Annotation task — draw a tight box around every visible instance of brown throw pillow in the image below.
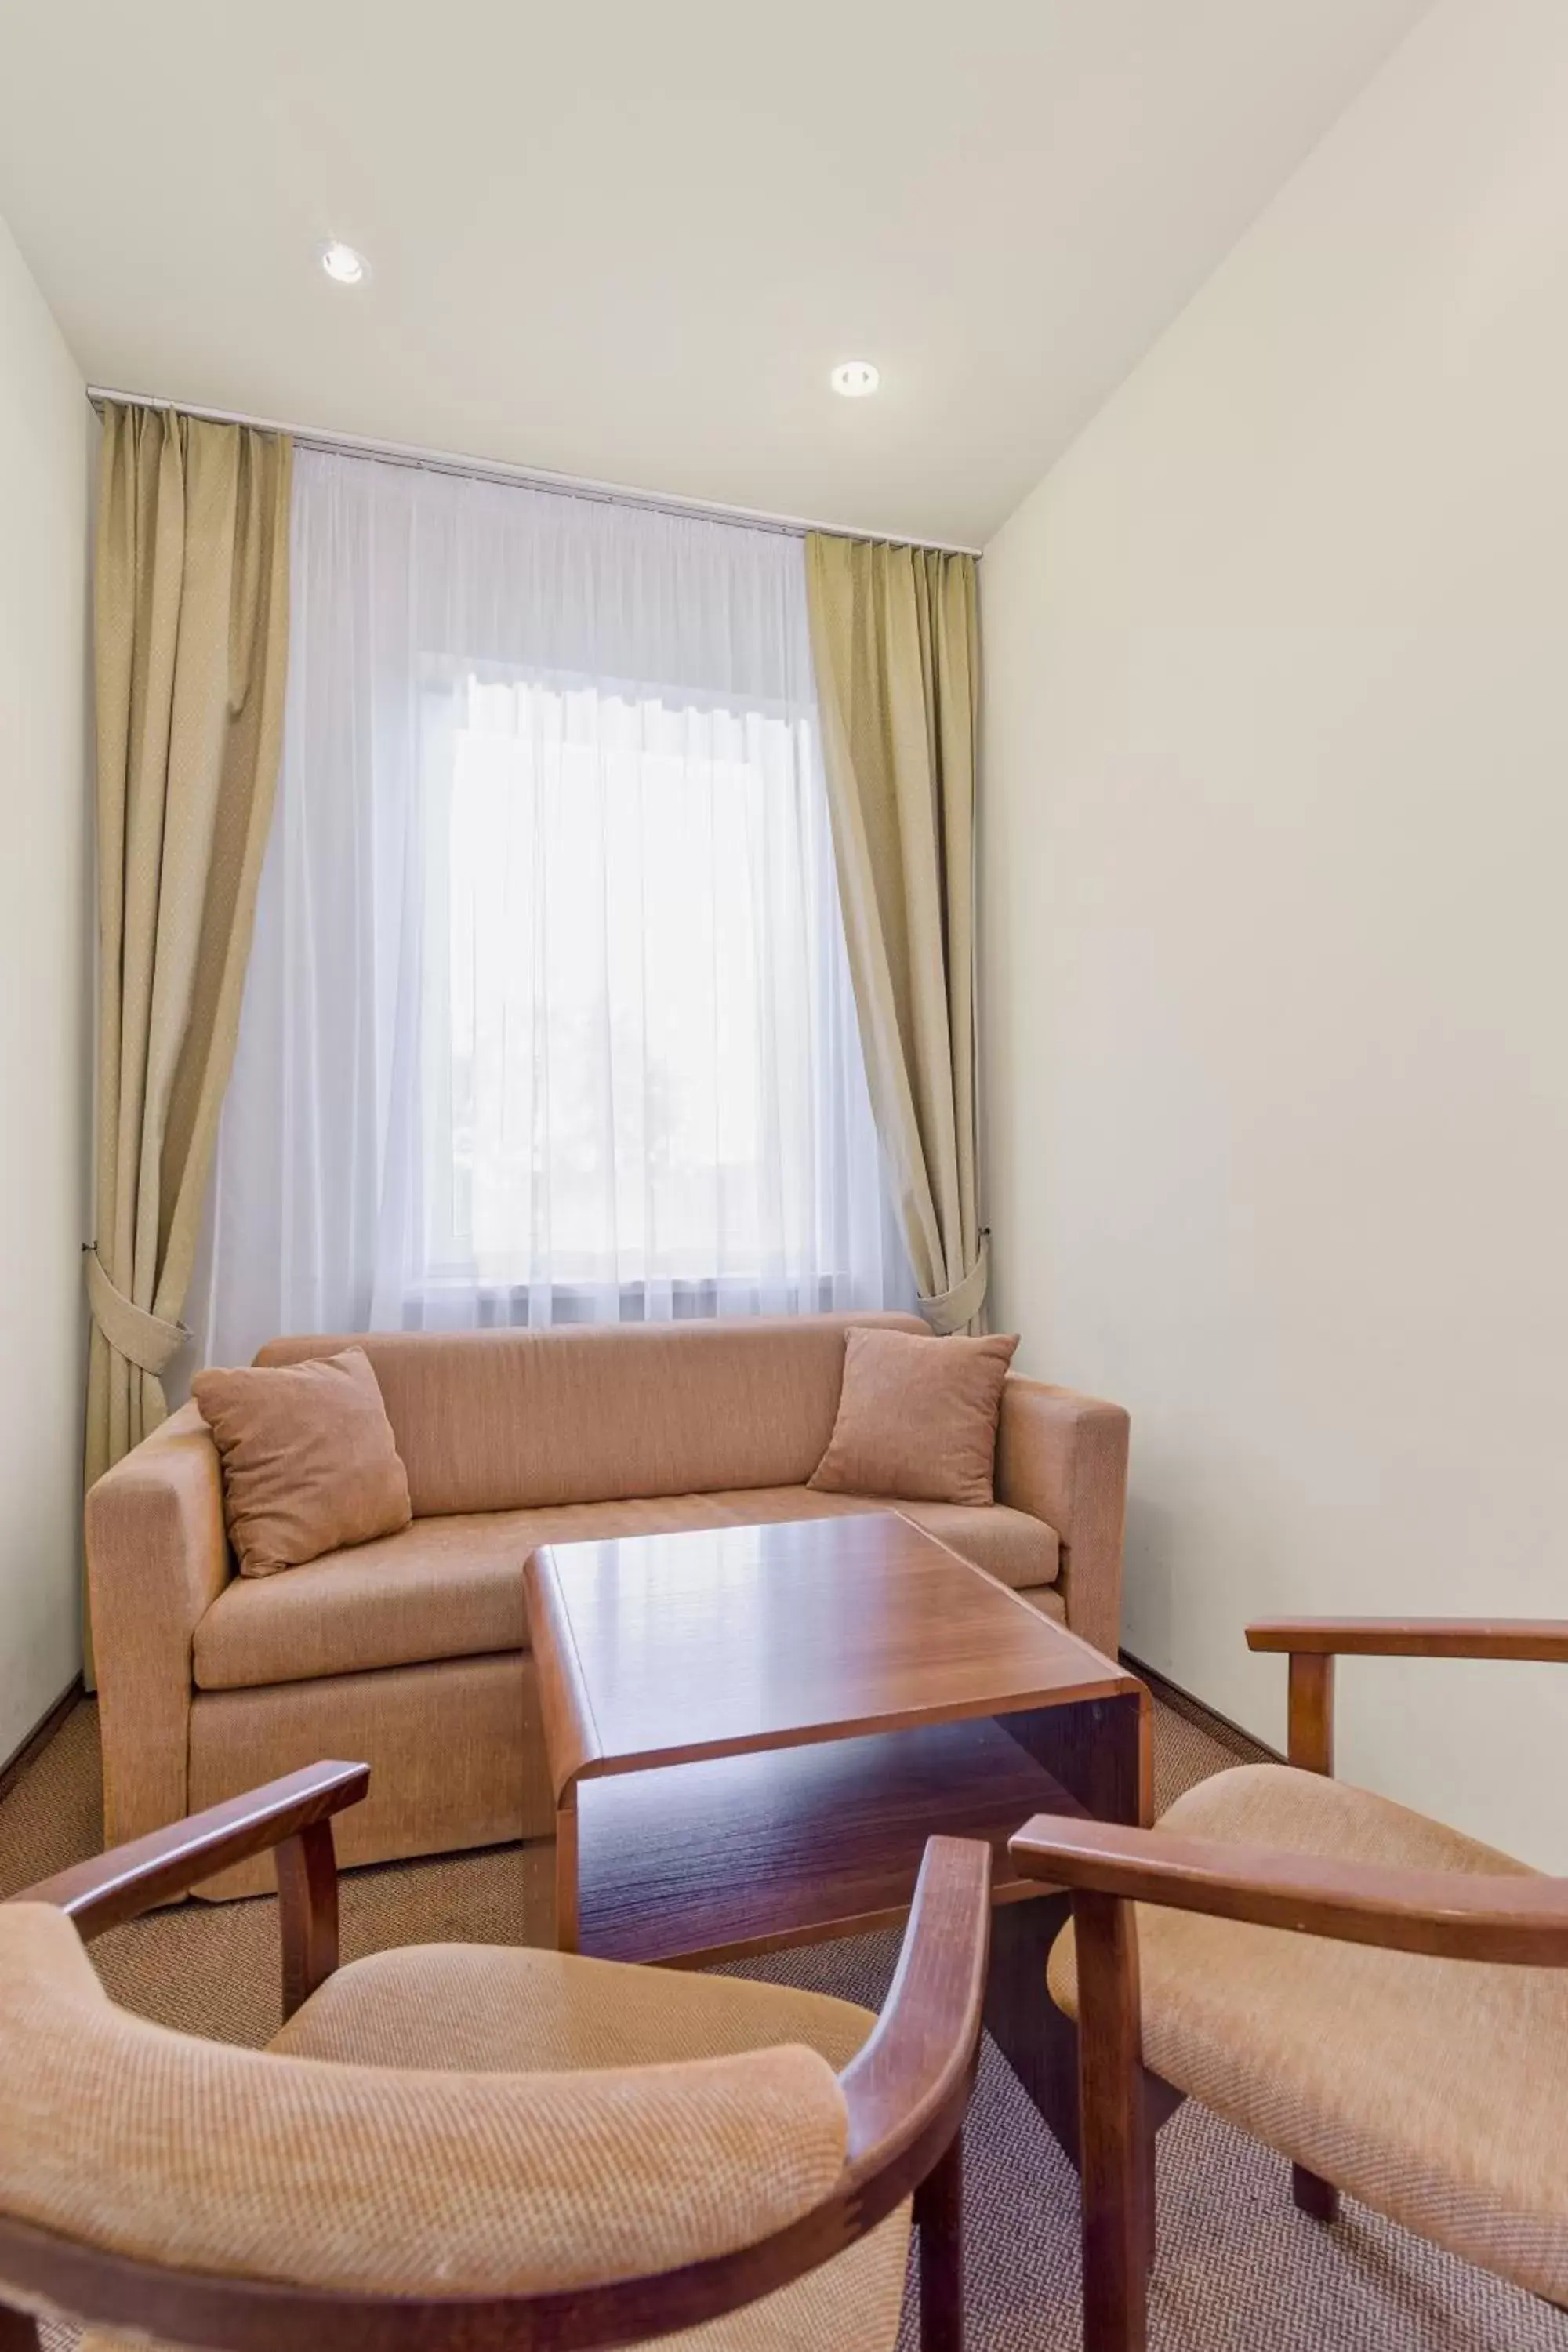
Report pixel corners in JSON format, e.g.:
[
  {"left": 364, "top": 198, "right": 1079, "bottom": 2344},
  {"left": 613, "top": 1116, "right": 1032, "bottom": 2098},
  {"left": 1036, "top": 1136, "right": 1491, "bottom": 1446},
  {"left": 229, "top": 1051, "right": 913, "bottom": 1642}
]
[
  {"left": 808, "top": 1327, "right": 1019, "bottom": 1508},
  {"left": 192, "top": 1346, "right": 412, "bottom": 1577}
]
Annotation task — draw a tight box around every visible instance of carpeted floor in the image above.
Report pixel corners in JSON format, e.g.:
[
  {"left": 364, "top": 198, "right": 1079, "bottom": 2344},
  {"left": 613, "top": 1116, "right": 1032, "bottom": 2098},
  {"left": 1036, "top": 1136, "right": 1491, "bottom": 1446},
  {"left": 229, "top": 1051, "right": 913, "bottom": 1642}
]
[{"left": 4, "top": 1695, "right": 1565, "bottom": 2351}]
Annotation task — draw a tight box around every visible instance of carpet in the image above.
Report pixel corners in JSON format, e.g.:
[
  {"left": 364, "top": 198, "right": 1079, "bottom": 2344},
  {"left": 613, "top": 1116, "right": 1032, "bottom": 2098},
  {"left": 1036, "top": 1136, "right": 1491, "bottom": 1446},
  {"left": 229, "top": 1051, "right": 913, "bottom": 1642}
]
[{"left": 3, "top": 1696, "right": 1564, "bottom": 2351}]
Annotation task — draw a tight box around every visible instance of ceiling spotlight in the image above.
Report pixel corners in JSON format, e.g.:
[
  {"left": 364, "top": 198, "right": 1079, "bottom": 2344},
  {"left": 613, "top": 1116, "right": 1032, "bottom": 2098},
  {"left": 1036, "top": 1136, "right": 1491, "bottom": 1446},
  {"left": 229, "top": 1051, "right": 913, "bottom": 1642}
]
[
  {"left": 319, "top": 240, "right": 368, "bottom": 286},
  {"left": 830, "top": 360, "right": 880, "bottom": 398}
]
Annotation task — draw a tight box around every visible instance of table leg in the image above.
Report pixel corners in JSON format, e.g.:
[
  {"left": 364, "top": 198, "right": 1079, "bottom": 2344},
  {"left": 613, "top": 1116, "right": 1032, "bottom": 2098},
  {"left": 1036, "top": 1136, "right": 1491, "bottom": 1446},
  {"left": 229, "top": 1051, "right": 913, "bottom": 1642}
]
[
  {"left": 554, "top": 1784, "right": 579, "bottom": 1955},
  {"left": 1000, "top": 1689, "right": 1149, "bottom": 1829},
  {"left": 986, "top": 1889, "right": 1076, "bottom": 2151}
]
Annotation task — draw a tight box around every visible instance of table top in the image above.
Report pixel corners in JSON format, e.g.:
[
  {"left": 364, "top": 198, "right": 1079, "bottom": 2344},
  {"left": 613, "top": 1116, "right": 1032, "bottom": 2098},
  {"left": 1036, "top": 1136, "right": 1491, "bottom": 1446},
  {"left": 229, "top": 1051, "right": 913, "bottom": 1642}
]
[{"left": 525, "top": 1509, "right": 1142, "bottom": 1802}]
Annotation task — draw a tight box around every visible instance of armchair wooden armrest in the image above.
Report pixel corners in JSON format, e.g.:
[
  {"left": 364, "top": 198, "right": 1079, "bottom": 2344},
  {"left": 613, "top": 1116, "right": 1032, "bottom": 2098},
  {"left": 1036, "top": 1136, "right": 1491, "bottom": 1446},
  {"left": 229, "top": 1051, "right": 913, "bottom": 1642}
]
[
  {"left": 13, "top": 1760, "right": 369, "bottom": 2020},
  {"left": 840, "top": 1833, "right": 991, "bottom": 2183},
  {"left": 839, "top": 1835, "right": 991, "bottom": 2350},
  {"left": 1007, "top": 1810, "right": 1568, "bottom": 1966},
  {"left": 1247, "top": 1616, "right": 1568, "bottom": 1661},
  {"left": 1245, "top": 1617, "right": 1568, "bottom": 1774}
]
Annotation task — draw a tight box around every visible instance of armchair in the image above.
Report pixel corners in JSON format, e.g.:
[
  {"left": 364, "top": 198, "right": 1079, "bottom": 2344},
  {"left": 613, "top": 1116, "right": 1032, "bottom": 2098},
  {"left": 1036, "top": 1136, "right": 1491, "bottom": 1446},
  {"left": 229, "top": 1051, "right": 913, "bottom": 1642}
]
[
  {"left": 1011, "top": 1616, "right": 1568, "bottom": 2352},
  {"left": 0, "top": 1764, "right": 991, "bottom": 2352}
]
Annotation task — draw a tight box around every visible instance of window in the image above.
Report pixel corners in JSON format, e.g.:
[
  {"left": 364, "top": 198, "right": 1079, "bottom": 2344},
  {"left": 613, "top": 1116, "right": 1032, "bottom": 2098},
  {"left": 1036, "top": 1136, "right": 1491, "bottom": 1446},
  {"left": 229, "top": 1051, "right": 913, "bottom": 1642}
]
[
  {"left": 419, "top": 669, "right": 887, "bottom": 1317},
  {"left": 192, "top": 454, "right": 909, "bottom": 1370}
]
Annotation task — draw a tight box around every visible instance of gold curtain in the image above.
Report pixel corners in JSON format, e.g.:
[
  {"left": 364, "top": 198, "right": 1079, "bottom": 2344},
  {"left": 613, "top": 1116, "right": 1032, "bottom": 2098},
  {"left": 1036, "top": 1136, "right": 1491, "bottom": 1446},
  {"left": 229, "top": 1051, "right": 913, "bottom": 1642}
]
[
  {"left": 85, "top": 405, "right": 292, "bottom": 1519},
  {"left": 804, "top": 534, "right": 985, "bottom": 1332}
]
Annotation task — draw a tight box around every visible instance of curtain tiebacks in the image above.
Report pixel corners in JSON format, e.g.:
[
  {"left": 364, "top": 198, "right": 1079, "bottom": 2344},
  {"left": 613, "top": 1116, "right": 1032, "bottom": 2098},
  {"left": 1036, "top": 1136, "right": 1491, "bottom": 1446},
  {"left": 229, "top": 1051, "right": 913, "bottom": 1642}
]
[
  {"left": 919, "top": 1236, "right": 989, "bottom": 1336},
  {"left": 83, "top": 1247, "right": 190, "bottom": 1377}
]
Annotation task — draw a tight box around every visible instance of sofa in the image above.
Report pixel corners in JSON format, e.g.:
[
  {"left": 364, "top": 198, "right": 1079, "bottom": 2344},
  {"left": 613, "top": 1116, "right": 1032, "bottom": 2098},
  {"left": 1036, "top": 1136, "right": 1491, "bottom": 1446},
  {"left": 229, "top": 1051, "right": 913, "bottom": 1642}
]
[{"left": 86, "top": 1312, "right": 1130, "bottom": 1897}]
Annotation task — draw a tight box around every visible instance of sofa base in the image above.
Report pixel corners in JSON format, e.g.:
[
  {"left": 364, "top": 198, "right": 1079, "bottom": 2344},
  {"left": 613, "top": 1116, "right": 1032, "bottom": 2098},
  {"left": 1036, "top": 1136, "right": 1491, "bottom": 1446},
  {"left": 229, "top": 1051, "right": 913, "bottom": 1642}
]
[
  {"left": 188, "top": 1652, "right": 553, "bottom": 1899},
  {"left": 185, "top": 1581, "right": 1066, "bottom": 1900}
]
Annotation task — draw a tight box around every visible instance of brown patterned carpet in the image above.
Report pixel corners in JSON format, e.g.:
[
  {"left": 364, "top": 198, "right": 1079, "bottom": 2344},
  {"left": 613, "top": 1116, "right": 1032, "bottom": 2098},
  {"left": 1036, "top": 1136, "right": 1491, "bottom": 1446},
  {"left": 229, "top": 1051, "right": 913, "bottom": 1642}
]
[{"left": 4, "top": 1695, "right": 1565, "bottom": 2352}]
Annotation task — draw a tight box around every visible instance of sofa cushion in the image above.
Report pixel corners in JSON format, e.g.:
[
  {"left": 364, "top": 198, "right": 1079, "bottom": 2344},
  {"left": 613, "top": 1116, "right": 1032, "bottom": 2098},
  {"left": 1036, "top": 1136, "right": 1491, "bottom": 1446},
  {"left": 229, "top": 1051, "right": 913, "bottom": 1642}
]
[
  {"left": 194, "top": 1497, "right": 735, "bottom": 1693},
  {"left": 810, "top": 1327, "right": 1019, "bottom": 1506},
  {"left": 192, "top": 1489, "right": 1060, "bottom": 1692},
  {"left": 192, "top": 1347, "right": 412, "bottom": 1577},
  {"left": 255, "top": 1314, "right": 928, "bottom": 1519},
  {"left": 704, "top": 1488, "right": 1058, "bottom": 1595}
]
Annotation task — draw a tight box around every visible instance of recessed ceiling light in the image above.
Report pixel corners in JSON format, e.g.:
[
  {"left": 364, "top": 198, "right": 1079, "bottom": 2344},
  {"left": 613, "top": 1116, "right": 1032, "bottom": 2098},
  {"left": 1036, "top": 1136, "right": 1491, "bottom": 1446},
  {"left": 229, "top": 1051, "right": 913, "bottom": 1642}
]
[
  {"left": 319, "top": 240, "right": 368, "bottom": 286},
  {"left": 830, "top": 360, "right": 880, "bottom": 398}
]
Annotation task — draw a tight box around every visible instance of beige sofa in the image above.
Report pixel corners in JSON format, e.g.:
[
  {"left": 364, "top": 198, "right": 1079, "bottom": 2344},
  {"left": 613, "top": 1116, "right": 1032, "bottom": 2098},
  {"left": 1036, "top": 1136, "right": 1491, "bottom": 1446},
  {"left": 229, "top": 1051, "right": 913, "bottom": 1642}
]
[{"left": 86, "top": 1313, "right": 1130, "bottom": 1898}]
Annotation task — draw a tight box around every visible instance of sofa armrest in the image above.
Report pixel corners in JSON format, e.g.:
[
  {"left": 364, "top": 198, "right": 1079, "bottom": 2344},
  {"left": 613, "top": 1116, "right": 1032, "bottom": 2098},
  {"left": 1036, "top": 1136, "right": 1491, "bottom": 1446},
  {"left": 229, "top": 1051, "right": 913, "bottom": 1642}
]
[
  {"left": 995, "top": 1378, "right": 1130, "bottom": 1661},
  {"left": 85, "top": 1401, "right": 232, "bottom": 1846}
]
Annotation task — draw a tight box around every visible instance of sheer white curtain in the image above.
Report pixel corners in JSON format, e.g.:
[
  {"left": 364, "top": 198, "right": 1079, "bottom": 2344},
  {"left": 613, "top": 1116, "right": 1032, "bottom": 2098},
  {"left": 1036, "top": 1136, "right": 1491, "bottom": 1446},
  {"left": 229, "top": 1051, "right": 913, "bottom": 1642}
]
[{"left": 187, "top": 450, "right": 912, "bottom": 1368}]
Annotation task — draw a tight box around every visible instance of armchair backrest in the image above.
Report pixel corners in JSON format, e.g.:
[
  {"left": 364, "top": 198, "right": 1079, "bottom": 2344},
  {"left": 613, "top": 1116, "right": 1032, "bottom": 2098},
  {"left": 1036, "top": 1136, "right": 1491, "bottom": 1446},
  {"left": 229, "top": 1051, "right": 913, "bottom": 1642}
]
[
  {"left": 2, "top": 1770, "right": 989, "bottom": 2352},
  {"left": 0, "top": 1903, "right": 848, "bottom": 2303}
]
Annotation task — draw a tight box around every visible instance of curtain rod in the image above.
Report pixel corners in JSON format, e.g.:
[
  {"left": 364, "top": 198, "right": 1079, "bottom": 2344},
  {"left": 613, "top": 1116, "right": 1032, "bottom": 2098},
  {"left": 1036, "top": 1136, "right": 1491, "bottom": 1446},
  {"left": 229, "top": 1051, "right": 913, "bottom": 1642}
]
[{"left": 86, "top": 386, "right": 982, "bottom": 559}]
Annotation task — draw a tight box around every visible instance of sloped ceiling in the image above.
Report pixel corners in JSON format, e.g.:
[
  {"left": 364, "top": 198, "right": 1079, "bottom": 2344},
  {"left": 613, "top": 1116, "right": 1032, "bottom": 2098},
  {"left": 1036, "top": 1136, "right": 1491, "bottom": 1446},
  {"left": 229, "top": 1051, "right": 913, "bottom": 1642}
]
[{"left": 0, "top": 0, "right": 1430, "bottom": 543}]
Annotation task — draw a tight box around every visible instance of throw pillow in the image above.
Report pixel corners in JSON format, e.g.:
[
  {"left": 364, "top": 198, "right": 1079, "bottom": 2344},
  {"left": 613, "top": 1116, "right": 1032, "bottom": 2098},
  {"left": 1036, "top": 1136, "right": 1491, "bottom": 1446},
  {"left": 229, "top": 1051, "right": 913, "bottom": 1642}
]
[
  {"left": 192, "top": 1346, "right": 412, "bottom": 1577},
  {"left": 808, "top": 1327, "right": 1019, "bottom": 1507}
]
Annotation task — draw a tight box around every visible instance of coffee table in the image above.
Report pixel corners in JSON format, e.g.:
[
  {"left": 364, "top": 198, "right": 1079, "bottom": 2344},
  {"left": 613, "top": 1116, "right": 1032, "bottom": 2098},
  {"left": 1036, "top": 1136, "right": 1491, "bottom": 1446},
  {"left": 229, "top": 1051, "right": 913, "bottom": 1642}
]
[{"left": 525, "top": 1509, "right": 1149, "bottom": 2140}]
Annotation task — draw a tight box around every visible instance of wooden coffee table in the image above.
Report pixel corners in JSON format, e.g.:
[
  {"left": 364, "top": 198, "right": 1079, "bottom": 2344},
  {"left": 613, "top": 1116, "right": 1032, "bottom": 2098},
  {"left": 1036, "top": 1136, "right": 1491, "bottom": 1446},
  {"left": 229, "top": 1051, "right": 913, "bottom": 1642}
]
[{"left": 525, "top": 1510, "right": 1149, "bottom": 2135}]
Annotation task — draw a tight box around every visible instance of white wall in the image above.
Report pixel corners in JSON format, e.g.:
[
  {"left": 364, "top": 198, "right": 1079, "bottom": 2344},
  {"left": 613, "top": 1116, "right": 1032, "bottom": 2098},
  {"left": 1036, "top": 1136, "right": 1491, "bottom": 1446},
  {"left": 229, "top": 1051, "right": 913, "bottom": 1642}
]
[
  {"left": 0, "top": 212, "right": 91, "bottom": 1761},
  {"left": 981, "top": 0, "right": 1568, "bottom": 1867}
]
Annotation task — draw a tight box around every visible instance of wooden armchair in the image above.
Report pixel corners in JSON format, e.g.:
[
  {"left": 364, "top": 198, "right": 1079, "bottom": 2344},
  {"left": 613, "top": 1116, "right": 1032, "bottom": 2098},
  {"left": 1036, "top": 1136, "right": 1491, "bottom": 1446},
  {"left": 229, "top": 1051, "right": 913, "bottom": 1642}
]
[
  {"left": 0, "top": 1762, "right": 991, "bottom": 2352},
  {"left": 1010, "top": 1617, "right": 1568, "bottom": 2352}
]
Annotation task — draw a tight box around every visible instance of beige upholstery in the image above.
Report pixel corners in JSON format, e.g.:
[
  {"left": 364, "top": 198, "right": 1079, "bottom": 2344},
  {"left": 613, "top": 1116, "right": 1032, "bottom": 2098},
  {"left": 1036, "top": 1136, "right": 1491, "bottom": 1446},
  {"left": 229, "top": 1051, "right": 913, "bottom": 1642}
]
[
  {"left": 764, "top": 1486, "right": 1055, "bottom": 1591},
  {"left": 256, "top": 1315, "right": 930, "bottom": 1515},
  {"left": 1049, "top": 1763, "right": 1568, "bottom": 2306},
  {"left": 192, "top": 1345, "right": 412, "bottom": 1576},
  {"left": 34, "top": 1919, "right": 907, "bottom": 2343},
  {"left": 194, "top": 1486, "right": 1061, "bottom": 1692},
  {"left": 188, "top": 1653, "right": 548, "bottom": 1899},
  {"left": 0, "top": 1905, "right": 849, "bottom": 2295},
  {"left": 1014, "top": 1584, "right": 1067, "bottom": 1625},
  {"left": 996, "top": 1375, "right": 1127, "bottom": 1661},
  {"left": 88, "top": 1314, "right": 1124, "bottom": 1892},
  {"left": 85, "top": 1405, "right": 230, "bottom": 1857},
  {"left": 268, "top": 1936, "right": 878, "bottom": 2071},
  {"left": 264, "top": 1940, "right": 909, "bottom": 2352},
  {"left": 194, "top": 1496, "right": 739, "bottom": 1690},
  {"left": 810, "top": 1327, "right": 1018, "bottom": 1504}
]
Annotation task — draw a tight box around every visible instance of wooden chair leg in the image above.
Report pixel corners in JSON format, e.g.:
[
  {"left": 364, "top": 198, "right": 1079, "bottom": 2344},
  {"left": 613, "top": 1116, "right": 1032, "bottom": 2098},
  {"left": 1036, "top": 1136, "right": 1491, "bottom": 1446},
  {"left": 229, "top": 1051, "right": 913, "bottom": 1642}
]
[
  {"left": 1139, "top": 2099, "right": 1158, "bottom": 2282},
  {"left": 275, "top": 1817, "right": 341, "bottom": 2021},
  {"left": 1075, "top": 1891, "right": 1149, "bottom": 2352},
  {"left": 915, "top": 2128, "right": 964, "bottom": 2352},
  {"left": 1292, "top": 2162, "right": 1340, "bottom": 2223}
]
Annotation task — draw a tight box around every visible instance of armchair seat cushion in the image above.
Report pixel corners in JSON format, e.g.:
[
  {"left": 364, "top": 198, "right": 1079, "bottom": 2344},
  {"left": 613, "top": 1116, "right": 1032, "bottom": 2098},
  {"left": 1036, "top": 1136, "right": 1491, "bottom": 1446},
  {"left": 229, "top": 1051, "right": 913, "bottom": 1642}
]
[
  {"left": 81, "top": 1940, "right": 908, "bottom": 2352},
  {"left": 192, "top": 1487, "right": 1059, "bottom": 1691},
  {"left": 1048, "top": 1763, "right": 1568, "bottom": 2305},
  {"left": 269, "top": 1937, "right": 878, "bottom": 2072}
]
